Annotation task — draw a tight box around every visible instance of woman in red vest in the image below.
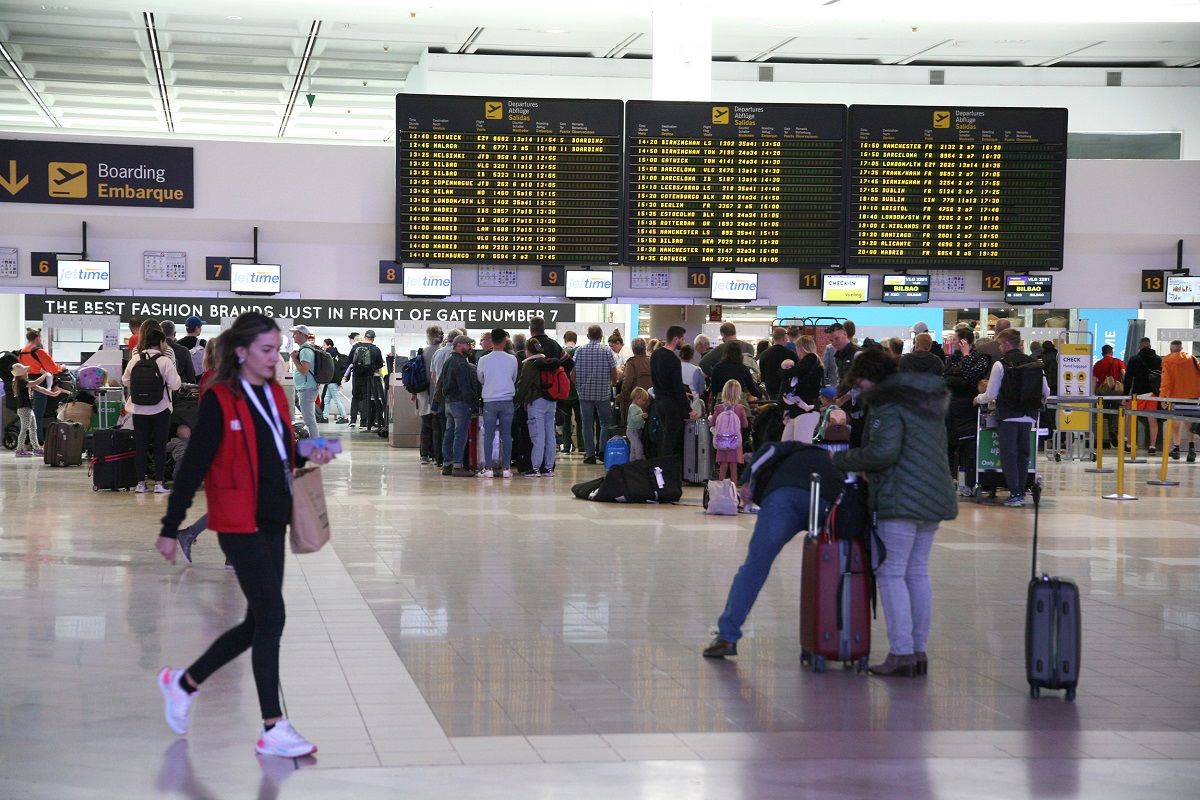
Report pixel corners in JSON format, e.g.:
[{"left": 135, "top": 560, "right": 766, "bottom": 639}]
[{"left": 154, "top": 312, "right": 336, "bottom": 758}]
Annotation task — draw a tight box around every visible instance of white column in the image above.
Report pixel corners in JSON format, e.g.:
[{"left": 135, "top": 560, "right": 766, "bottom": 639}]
[{"left": 651, "top": 0, "right": 713, "bottom": 101}]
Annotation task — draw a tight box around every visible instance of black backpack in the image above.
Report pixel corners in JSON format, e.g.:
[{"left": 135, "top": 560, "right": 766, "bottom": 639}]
[
  {"left": 129, "top": 353, "right": 166, "bottom": 405},
  {"left": 302, "top": 344, "right": 336, "bottom": 384},
  {"left": 999, "top": 352, "right": 1045, "bottom": 416},
  {"left": 352, "top": 343, "right": 375, "bottom": 373}
]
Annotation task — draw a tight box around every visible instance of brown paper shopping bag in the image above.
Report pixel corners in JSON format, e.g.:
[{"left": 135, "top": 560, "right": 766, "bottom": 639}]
[{"left": 289, "top": 466, "right": 330, "bottom": 554}]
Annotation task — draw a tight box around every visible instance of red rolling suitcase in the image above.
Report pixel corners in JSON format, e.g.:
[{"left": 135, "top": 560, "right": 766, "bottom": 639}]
[{"left": 799, "top": 473, "right": 872, "bottom": 673}]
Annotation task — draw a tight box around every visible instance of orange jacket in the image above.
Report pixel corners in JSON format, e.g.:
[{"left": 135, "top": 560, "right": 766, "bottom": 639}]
[
  {"left": 18, "top": 343, "right": 63, "bottom": 377},
  {"left": 1160, "top": 351, "right": 1200, "bottom": 400}
]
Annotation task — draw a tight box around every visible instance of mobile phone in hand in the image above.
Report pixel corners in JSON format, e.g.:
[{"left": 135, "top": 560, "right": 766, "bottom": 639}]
[{"left": 297, "top": 437, "right": 342, "bottom": 458}]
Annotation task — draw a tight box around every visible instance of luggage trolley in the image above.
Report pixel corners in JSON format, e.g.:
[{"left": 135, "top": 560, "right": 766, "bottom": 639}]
[{"left": 972, "top": 408, "right": 1038, "bottom": 502}]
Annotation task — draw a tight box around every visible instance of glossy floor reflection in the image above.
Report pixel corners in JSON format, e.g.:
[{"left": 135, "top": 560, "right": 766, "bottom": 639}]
[{"left": 1, "top": 432, "right": 1197, "bottom": 798}]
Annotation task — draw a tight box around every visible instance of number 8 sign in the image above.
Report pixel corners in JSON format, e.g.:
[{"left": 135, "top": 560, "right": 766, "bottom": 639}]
[{"left": 379, "top": 260, "right": 402, "bottom": 284}]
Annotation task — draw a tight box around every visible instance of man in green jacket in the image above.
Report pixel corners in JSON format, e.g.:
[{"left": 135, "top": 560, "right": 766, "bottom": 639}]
[{"left": 832, "top": 348, "right": 958, "bottom": 678}]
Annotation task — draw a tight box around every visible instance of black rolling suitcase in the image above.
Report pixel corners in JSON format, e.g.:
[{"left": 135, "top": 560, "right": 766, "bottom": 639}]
[
  {"left": 1025, "top": 480, "right": 1081, "bottom": 700},
  {"left": 90, "top": 428, "right": 138, "bottom": 491}
]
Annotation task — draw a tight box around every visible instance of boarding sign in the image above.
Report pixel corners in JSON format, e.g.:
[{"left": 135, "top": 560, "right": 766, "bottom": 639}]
[{"left": 0, "top": 138, "right": 194, "bottom": 208}]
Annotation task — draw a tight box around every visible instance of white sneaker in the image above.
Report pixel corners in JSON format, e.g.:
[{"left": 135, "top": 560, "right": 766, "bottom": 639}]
[
  {"left": 157, "top": 667, "right": 196, "bottom": 735},
  {"left": 255, "top": 719, "right": 317, "bottom": 757},
  {"left": 154, "top": 483, "right": 170, "bottom": 494},
  {"left": 478, "top": 469, "right": 493, "bottom": 478},
  {"left": 135, "top": 482, "right": 148, "bottom": 494},
  {"left": 502, "top": 469, "right": 513, "bottom": 479}
]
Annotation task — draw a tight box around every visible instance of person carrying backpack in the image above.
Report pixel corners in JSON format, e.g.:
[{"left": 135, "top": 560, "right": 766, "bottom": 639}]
[
  {"left": 346, "top": 331, "right": 384, "bottom": 431},
  {"left": 974, "top": 328, "right": 1049, "bottom": 507},
  {"left": 122, "top": 328, "right": 182, "bottom": 493},
  {"left": 438, "top": 335, "right": 478, "bottom": 476},
  {"left": 288, "top": 326, "right": 321, "bottom": 437},
  {"left": 319, "top": 339, "right": 349, "bottom": 424},
  {"left": 712, "top": 380, "right": 750, "bottom": 484},
  {"left": 515, "top": 339, "right": 563, "bottom": 477}
]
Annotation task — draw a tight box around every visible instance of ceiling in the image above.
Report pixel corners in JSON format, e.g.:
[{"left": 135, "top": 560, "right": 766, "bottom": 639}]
[{"left": 0, "top": 0, "right": 1197, "bottom": 144}]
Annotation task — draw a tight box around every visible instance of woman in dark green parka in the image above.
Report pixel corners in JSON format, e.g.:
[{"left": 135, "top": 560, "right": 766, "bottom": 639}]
[{"left": 832, "top": 347, "right": 958, "bottom": 677}]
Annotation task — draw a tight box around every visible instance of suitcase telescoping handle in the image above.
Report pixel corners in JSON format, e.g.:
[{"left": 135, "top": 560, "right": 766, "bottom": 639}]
[
  {"left": 806, "top": 472, "right": 821, "bottom": 540},
  {"left": 1030, "top": 476, "right": 1043, "bottom": 581}
]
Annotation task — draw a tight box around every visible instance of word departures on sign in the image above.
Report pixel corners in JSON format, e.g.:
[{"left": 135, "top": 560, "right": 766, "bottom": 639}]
[
  {"left": 396, "top": 94, "right": 622, "bottom": 265},
  {"left": 0, "top": 139, "right": 193, "bottom": 208},
  {"left": 848, "top": 106, "right": 1066, "bottom": 271},
  {"left": 24, "top": 295, "right": 577, "bottom": 326},
  {"left": 625, "top": 101, "right": 844, "bottom": 269}
]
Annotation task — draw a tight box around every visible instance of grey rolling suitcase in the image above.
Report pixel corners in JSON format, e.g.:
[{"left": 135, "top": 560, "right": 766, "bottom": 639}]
[
  {"left": 1025, "top": 480, "right": 1081, "bottom": 700},
  {"left": 683, "top": 417, "right": 713, "bottom": 485},
  {"left": 44, "top": 420, "right": 85, "bottom": 467}
]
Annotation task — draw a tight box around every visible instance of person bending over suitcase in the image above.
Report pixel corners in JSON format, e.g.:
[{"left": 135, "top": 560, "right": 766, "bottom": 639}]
[
  {"left": 830, "top": 348, "right": 958, "bottom": 677},
  {"left": 154, "top": 312, "right": 337, "bottom": 758},
  {"left": 704, "top": 444, "right": 841, "bottom": 658}
]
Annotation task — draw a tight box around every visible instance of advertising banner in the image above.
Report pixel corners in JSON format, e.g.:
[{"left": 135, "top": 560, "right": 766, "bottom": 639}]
[{"left": 24, "top": 295, "right": 576, "bottom": 326}]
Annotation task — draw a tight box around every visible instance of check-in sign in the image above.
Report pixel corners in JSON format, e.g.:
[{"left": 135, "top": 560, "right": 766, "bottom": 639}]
[{"left": 0, "top": 139, "right": 193, "bottom": 208}]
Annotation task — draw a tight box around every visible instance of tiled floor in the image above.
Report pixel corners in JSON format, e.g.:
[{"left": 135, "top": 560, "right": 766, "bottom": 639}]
[{"left": 0, "top": 433, "right": 1197, "bottom": 798}]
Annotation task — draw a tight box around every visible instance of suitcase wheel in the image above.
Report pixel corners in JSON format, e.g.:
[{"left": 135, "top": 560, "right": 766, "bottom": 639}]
[
  {"left": 813, "top": 655, "right": 826, "bottom": 674},
  {"left": 1065, "top": 688, "right": 1076, "bottom": 702},
  {"left": 857, "top": 657, "right": 869, "bottom": 674},
  {"left": 1030, "top": 684, "right": 1041, "bottom": 699},
  {"left": 800, "top": 650, "right": 811, "bottom": 665}
]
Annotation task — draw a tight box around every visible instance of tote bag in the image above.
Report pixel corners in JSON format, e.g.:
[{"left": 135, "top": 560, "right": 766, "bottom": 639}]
[{"left": 289, "top": 466, "right": 330, "bottom": 554}]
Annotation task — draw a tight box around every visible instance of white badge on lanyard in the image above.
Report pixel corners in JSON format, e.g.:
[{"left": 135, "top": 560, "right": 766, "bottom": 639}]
[{"left": 240, "top": 379, "right": 289, "bottom": 467}]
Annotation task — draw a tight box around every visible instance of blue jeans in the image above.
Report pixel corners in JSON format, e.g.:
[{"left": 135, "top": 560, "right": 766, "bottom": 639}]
[
  {"left": 322, "top": 384, "right": 347, "bottom": 417},
  {"left": 874, "top": 518, "right": 938, "bottom": 656},
  {"left": 31, "top": 390, "right": 48, "bottom": 443},
  {"left": 717, "top": 486, "right": 819, "bottom": 643},
  {"left": 441, "top": 401, "right": 472, "bottom": 468},
  {"left": 297, "top": 386, "right": 319, "bottom": 435},
  {"left": 998, "top": 420, "right": 1032, "bottom": 497},
  {"left": 527, "top": 397, "right": 557, "bottom": 471},
  {"left": 482, "top": 400, "right": 515, "bottom": 471},
  {"left": 579, "top": 398, "right": 614, "bottom": 459}
]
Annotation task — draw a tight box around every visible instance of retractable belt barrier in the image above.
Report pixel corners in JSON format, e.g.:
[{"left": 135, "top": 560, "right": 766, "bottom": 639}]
[{"left": 1045, "top": 396, "right": 1200, "bottom": 500}]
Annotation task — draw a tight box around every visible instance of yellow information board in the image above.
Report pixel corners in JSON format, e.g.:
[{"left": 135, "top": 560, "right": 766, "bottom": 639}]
[{"left": 1057, "top": 342, "right": 1093, "bottom": 431}]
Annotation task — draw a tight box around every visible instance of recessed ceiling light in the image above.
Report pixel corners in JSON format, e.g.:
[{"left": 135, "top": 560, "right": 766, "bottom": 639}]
[{"left": 225, "top": 15, "right": 241, "bottom": 20}]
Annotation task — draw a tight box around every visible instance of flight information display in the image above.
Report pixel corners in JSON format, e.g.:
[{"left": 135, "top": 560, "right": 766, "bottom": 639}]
[
  {"left": 396, "top": 94, "right": 622, "bottom": 264},
  {"left": 625, "top": 101, "right": 845, "bottom": 268},
  {"left": 848, "top": 105, "right": 1067, "bottom": 270}
]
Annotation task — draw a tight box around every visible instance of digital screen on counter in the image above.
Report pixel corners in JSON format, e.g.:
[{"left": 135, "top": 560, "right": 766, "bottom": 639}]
[
  {"left": 625, "top": 101, "right": 845, "bottom": 268},
  {"left": 881, "top": 273, "right": 930, "bottom": 304},
  {"left": 1165, "top": 275, "right": 1200, "bottom": 306},
  {"left": 1004, "top": 273, "right": 1053, "bottom": 305},
  {"left": 403, "top": 267, "right": 453, "bottom": 297},
  {"left": 822, "top": 273, "right": 870, "bottom": 304},
  {"left": 396, "top": 94, "right": 622, "bottom": 264},
  {"left": 230, "top": 263, "right": 281, "bottom": 295},
  {"left": 847, "top": 105, "right": 1067, "bottom": 271},
  {"left": 57, "top": 260, "right": 110, "bottom": 292}
]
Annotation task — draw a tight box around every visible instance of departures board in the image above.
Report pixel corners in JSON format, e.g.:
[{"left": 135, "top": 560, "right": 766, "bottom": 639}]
[
  {"left": 624, "top": 101, "right": 845, "bottom": 268},
  {"left": 396, "top": 94, "right": 622, "bottom": 264},
  {"left": 847, "top": 105, "right": 1067, "bottom": 270}
]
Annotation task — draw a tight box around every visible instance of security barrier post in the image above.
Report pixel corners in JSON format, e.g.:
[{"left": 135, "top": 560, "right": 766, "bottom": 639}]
[
  {"left": 1103, "top": 406, "right": 1137, "bottom": 501},
  {"left": 1126, "top": 398, "right": 1146, "bottom": 464},
  {"left": 1085, "top": 400, "right": 1114, "bottom": 474},
  {"left": 1148, "top": 409, "right": 1180, "bottom": 487}
]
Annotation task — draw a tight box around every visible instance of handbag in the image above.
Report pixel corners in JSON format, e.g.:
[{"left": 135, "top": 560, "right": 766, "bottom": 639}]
[{"left": 289, "top": 466, "right": 330, "bottom": 554}]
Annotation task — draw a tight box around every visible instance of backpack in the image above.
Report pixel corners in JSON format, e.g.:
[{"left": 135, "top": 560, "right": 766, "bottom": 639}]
[
  {"left": 302, "top": 344, "right": 336, "bottom": 384},
  {"left": 400, "top": 353, "right": 430, "bottom": 394},
  {"left": 1148, "top": 368, "right": 1162, "bottom": 395},
  {"left": 999, "top": 353, "right": 1045, "bottom": 416},
  {"left": 189, "top": 340, "right": 205, "bottom": 376},
  {"left": 540, "top": 363, "right": 571, "bottom": 401},
  {"left": 352, "top": 343, "right": 375, "bottom": 372},
  {"left": 712, "top": 404, "right": 741, "bottom": 451},
  {"left": 335, "top": 352, "right": 350, "bottom": 380},
  {"left": 129, "top": 353, "right": 166, "bottom": 406}
]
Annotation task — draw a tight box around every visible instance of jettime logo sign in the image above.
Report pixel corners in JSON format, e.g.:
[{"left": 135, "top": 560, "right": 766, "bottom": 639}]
[
  {"left": 0, "top": 139, "right": 193, "bottom": 208},
  {"left": 230, "top": 264, "right": 281, "bottom": 294},
  {"left": 565, "top": 270, "right": 614, "bottom": 300},
  {"left": 58, "top": 260, "right": 110, "bottom": 291},
  {"left": 404, "top": 267, "right": 453, "bottom": 297},
  {"left": 711, "top": 271, "right": 758, "bottom": 302}
]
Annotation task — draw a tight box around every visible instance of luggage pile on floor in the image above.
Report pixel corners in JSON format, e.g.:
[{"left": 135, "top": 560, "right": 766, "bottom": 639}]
[{"left": 571, "top": 456, "right": 683, "bottom": 504}]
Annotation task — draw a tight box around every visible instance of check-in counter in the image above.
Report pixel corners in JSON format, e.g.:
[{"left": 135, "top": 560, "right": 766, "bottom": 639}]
[{"left": 389, "top": 374, "right": 420, "bottom": 448}]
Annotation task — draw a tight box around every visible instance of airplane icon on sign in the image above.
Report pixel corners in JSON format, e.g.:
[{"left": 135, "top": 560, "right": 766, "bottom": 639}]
[{"left": 54, "top": 166, "right": 85, "bottom": 185}]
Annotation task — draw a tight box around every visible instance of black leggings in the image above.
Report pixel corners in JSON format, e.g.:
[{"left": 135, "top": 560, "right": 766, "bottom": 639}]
[
  {"left": 133, "top": 410, "right": 171, "bottom": 482},
  {"left": 187, "top": 523, "right": 287, "bottom": 719}
]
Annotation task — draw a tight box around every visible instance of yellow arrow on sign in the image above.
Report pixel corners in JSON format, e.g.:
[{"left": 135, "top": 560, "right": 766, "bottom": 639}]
[{"left": 0, "top": 160, "right": 30, "bottom": 195}]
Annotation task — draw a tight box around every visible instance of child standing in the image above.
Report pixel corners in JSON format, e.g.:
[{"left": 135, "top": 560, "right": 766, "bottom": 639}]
[
  {"left": 712, "top": 380, "right": 749, "bottom": 482},
  {"left": 627, "top": 387, "right": 650, "bottom": 461},
  {"left": 11, "top": 364, "right": 39, "bottom": 457}
]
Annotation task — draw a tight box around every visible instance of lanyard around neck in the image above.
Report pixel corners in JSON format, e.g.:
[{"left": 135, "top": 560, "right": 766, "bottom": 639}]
[{"left": 240, "top": 379, "right": 288, "bottom": 464}]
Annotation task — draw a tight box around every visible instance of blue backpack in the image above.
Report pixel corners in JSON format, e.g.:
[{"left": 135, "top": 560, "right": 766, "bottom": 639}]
[{"left": 400, "top": 353, "right": 430, "bottom": 394}]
